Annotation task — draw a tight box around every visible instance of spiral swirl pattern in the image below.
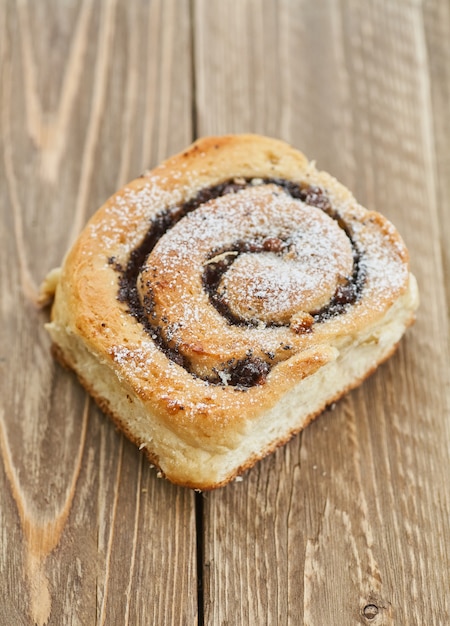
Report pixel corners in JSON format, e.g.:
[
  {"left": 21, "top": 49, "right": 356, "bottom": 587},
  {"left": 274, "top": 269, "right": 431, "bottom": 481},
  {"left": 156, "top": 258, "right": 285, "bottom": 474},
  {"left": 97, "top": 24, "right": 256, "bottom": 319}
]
[
  {"left": 46, "top": 135, "right": 416, "bottom": 488},
  {"left": 62, "top": 133, "right": 411, "bottom": 406},
  {"left": 112, "top": 178, "right": 367, "bottom": 387}
]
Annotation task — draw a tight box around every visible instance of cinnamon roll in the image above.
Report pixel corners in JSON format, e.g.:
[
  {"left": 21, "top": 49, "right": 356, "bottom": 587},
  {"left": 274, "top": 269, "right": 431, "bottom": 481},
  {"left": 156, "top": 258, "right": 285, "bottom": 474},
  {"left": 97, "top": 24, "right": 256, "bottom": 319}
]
[{"left": 43, "top": 135, "right": 419, "bottom": 489}]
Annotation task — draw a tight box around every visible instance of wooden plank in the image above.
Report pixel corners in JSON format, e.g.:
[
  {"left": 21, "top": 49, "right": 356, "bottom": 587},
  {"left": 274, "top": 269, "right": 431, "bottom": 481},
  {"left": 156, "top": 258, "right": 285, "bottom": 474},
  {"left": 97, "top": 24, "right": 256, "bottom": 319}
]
[
  {"left": 194, "top": 1, "right": 450, "bottom": 624},
  {"left": 423, "top": 0, "right": 450, "bottom": 319},
  {"left": 193, "top": 0, "right": 286, "bottom": 138},
  {"left": 0, "top": 1, "right": 197, "bottom": 624},
  {"left": 2, "top": 0, "right": 449, "bottom": 623}
]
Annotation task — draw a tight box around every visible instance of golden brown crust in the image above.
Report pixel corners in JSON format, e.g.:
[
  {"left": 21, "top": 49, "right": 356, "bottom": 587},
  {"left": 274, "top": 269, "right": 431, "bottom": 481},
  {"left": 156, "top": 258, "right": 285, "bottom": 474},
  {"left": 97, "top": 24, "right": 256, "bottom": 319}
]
[
  {"left": 44, "top": 134, "right": 419, "bottom": 489},
  {"left": 50, "top": 332, "right": 407, "bottom": 490}
]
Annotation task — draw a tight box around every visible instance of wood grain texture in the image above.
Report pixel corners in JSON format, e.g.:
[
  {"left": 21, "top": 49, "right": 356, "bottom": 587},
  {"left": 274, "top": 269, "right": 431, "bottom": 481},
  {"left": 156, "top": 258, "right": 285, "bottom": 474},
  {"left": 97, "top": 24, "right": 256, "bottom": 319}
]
[
  {"left": 194, "top": 1, "right": 450, "bottom": 624},
  {"left": 0, "top": 1, "right": 197, "bottom": 624},
  {"left": 1, "top": 0, "right": 449, "bottom": 624},
  {"left": 423, "top": 0, "right": 450, "bottom": 322}
]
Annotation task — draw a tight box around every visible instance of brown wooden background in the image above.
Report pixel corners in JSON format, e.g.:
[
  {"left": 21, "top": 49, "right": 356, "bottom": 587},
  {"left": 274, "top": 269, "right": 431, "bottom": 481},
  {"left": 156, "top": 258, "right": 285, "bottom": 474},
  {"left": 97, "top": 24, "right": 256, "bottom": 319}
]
[{"left": 1, "top": 1, "right": 449, "bottom": 624}]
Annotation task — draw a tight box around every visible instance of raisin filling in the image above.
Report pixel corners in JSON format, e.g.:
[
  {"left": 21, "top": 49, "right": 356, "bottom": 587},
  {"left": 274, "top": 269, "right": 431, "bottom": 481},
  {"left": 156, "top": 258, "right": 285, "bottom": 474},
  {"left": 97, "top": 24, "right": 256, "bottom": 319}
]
[{"left": 110, "top": 179, "right": 365, "bottom": 388}]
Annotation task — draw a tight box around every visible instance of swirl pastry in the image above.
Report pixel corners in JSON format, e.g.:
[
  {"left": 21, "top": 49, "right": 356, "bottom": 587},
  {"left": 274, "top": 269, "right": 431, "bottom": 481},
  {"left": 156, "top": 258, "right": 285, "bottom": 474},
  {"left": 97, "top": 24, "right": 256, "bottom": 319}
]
[{"left": 43, "top": 135, "right": 419, "bottom": 489}]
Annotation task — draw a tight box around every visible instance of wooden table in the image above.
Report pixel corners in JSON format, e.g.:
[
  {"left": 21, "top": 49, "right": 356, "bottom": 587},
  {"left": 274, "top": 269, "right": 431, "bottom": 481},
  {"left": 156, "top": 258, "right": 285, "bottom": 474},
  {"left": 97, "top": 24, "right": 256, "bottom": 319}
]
[{"left": 1, "top": 1, "right": 449, "bottom": 624}]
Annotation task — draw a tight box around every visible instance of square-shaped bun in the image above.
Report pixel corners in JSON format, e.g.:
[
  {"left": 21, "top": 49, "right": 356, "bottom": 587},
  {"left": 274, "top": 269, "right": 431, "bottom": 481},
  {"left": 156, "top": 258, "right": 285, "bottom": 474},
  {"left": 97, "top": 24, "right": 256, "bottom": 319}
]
[{"left": 43, "top": 135, "right": 419, "bottom": 489}]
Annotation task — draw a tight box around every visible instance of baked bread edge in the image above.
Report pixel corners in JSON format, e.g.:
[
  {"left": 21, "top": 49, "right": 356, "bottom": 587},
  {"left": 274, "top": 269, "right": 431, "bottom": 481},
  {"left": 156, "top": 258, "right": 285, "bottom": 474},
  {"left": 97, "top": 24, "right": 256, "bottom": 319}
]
[{"left": 46, "top": 274, "right": 418, "bottom": 490}]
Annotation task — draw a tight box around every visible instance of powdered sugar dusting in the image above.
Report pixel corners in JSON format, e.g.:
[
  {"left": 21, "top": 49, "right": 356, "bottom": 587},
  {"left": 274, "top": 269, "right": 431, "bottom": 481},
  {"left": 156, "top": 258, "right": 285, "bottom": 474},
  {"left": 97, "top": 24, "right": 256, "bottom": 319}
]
[
  {"left": 351, "top": 217, "right": 409, "bottom": 310},
  {"left": 86, "top": 174, "right": 200, "bottom": 262},
  {"left": 109, "top": 342, "right": 157, "bottom": 378},
  {"left": 93, "top": 177, "right": 409, "bottom": 386}
]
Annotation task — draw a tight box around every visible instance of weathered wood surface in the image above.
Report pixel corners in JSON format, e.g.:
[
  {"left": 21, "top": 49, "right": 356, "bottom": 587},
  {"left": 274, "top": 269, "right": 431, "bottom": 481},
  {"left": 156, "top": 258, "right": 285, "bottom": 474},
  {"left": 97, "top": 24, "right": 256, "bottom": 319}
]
[{"left": 1, "top": 1, "right": 449, "bottom": 624}]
